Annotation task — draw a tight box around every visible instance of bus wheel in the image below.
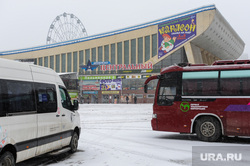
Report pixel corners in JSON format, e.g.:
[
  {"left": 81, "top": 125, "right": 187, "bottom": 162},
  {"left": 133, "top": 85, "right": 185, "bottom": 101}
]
[
  {"left": 69, "top": 132, "right": 79, "bottom": 153},
  {"left": 195, "top": 117, "right": 221, "bottom": 142},
  {"left": 0, "top": 151, "right": 15, "bottom": 166}
]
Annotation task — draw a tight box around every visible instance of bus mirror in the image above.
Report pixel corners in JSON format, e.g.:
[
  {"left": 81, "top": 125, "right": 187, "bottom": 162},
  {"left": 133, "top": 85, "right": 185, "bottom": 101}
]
[
  {"left": 73, "top": 99, "right": 79, "bottom": 111},
  {"left": 144, "top": 84, "right": 148, "bottom": 93}
]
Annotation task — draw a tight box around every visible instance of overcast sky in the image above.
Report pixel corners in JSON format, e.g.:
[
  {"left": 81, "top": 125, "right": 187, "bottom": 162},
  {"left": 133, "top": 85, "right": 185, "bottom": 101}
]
[{"left": 0, "top": 0, "right": 249, "bottom": 58}]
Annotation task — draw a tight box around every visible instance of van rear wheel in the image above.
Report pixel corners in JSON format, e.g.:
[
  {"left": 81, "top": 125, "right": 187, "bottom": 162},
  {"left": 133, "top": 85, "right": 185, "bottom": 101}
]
[
  {"left": 195, "top": 117, "right": 221, "bottom": 142},
  {"left": 69, "top": 132, "right": 79, "bottom": 153},
  {"left": 0, "top": 151, "right": 15, "bottom": 166}
]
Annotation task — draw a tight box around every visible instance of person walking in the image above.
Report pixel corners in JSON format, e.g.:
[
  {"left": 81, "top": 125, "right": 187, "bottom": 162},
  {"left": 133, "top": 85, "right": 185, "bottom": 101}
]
[
  {"left": 126, "top": 95, "right": 129, "bottom": 104},
  {"left": 87, "top": 96, "right": 90, "bottom": 104},
  {"left": 134, "top": 96, "right": 137, "bottom": 104}
]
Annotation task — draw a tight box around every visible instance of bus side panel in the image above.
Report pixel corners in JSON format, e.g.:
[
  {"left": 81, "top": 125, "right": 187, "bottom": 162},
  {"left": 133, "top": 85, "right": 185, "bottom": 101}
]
[{"left": 224, "top": 98, "right": 250, "bottom": 136}]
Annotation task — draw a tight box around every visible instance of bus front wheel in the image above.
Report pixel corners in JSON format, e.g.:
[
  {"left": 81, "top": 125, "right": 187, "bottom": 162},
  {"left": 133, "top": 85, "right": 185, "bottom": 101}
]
[{"left": 195, "top": 117, "right": 221, "bottom": 142}]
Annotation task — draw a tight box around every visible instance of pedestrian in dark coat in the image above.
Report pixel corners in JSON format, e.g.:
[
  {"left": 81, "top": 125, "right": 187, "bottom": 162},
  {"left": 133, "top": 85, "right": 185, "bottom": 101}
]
[
  {"left": 134, "top": 96, "right": 137, "bottom": 104},
  {"left": 126, "top": 96, "right": 129, "bottom": 104}
]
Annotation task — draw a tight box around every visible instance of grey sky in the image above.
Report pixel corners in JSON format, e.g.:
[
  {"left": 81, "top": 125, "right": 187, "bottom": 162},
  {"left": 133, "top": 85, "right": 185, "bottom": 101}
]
[{"left": 0, "top": 0, "right": 249, "bottom": 57}]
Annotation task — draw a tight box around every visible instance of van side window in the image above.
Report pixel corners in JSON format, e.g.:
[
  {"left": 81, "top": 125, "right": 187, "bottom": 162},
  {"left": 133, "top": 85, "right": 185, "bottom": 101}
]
[
  {"left": 59, "top": 87, "right": 72, "bottom": 110},
  {"left": 4, "top": 80, "right": 36, "bottom": 114},
  {"left": 35, "top": 83, "right": 57, "bottom": 113}
]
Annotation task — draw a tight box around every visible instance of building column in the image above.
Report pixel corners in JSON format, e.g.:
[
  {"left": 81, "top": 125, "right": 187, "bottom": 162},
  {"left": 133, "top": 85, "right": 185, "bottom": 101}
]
[{"left": 184, "top": 42, "right": 203, "bottom": 64}]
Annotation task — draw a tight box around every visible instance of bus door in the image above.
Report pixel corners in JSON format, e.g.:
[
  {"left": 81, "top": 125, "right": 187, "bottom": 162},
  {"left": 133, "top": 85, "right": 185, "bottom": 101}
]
[{"left": 155, "top": 72, "right": 182, "bottom": 132}]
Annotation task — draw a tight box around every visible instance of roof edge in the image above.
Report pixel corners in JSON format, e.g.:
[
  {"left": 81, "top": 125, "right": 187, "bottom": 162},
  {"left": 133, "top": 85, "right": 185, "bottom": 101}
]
[{"left": 0, "top": 4, "right": 216, "bottom": 56}]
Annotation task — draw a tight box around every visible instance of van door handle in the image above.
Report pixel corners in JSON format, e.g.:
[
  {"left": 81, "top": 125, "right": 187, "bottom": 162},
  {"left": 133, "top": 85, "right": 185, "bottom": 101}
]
[
  {"left": 62, "top": 114, "right": 65, "bottom": 117},
  {"left": 56, "top": 115, "right": 60, "bottom": 117}
]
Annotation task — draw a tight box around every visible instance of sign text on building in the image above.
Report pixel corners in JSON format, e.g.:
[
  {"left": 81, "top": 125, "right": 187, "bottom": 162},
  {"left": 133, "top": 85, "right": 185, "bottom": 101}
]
[{"left": 100, "top": 62, "right": 153, "bottom": 71}]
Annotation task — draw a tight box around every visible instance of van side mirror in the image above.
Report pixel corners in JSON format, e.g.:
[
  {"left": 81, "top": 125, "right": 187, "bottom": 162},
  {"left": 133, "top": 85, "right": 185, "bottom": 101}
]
[
  {"left": 73, "top": 99, "right": 79, "bottom": 110},
  {"left": 144, "top": 84, "right": 148, "bottom": 93}
]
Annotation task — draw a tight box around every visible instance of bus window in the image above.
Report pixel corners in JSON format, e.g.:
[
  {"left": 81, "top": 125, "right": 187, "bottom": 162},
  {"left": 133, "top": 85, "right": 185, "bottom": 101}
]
[
  {"left": 157, "top": 72, "right": 180, "bottom": 105},
  {"left": 221, "top": 70, "right": 250, "bottom": 96},
  {"left": 182, "top": 71, "right": 219, "bottom": 96}
]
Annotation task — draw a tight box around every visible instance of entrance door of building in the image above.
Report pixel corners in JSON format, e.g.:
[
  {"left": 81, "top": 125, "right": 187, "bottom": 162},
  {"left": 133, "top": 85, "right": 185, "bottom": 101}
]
[
  {"left": 112, "top": 95, "right": 119, "bottom": 104},
  {"left": 102, "top": 95, "right": 109, "bottom": 103}
]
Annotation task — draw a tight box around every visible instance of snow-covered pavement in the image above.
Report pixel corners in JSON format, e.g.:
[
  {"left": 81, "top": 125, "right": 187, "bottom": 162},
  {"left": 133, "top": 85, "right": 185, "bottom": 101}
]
[
  {"left": 50, "top": 104, "right": 250, "bottom": 166},
  {"left": 18, "top": 104, "right": 250, "bottom": 166}
]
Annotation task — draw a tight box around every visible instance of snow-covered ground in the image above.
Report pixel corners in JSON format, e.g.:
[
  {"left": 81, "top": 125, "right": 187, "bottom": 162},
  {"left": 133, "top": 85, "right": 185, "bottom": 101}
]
[{"left": 18, "top": 104, "right": 250, "bottom": 166}]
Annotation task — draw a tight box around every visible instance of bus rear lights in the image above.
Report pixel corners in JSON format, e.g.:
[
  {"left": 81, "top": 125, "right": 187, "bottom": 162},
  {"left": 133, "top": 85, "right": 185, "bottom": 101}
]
[
  {"left": 237, "top": 128, "right": 240, "bottom": 131},
  {"left": 152, "top": 114, "right": 157, "bottom": 119},
  {"left": 184, "top": 125, "right": 187, "bottom": 127}
]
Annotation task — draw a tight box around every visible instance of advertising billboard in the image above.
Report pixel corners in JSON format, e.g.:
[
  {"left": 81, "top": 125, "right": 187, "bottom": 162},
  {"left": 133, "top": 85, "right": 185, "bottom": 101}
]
[{"left": 158, "top": 14, "right": 197, "bottom": 59}]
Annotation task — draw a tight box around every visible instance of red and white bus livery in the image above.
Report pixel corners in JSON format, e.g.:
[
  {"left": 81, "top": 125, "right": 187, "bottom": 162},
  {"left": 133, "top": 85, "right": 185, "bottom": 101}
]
[{"left": 144, "top": 60, "right": 250, "bottom": 142}]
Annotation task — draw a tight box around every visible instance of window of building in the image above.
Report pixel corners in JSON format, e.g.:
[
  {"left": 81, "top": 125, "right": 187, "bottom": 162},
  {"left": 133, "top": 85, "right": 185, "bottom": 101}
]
[
  {"left": 85, "top": 49, "right": 90, "bottom": 63},
  {"left": 44, "top": 56, "right": 48, "bottom": 67},
  {"left": 79, "top": 50, "right": 84, "bottom": 74},
  {"left": 92, "top": 48, "right": 96, "bottom": 62},
  {"left": 35, "top": 83, "right": 57, "bottom": 113},
  {"left": 122, "top": 78, "right": 146, "bottom": 90},
  {"left": 61, "top": 53, "right": 66, "bottom": 72},
  {"left": 91, "top": 48, "right": 96, "bottom": 74},
  {"left": 124, "top": 40, "right": 129, "bottom": 64},
  {"left": 67, "top": 52, "right": 72, "bottom": 72},
  {"left": 73, "top": 52, "right": 77, "bottom": 72},
  {"left": 135, "top": 94, "right": 143, "bottom": 98},
  {"left": 152, "top": 34, "right": 157, "bottom": 57},
  {"left": 131, "top": 39, "right": 136, "bottom": 64},
  {"left": 117, "top": 42, "right": 122, "bottom": 64},
  {"left": 147, "top": 94, "right": 155, "bottom": 98},
  {"left": 111, "top": 44, "right": 116, "bottom": 64},
  {"left": 98, "top": 46, "right": 103, "bottom": 62},
  {"left": 50, "top": 55, "right": 54, "bottom": 70},
  {"left": 154, "top": 47, "right": 187, "bottom": 69},
  {"left": 145, "top": 36, "right": 150, "bottom": 61},
  {"left": 104, "top": 45, "right": 109, "bottom": 62},
  {"left": 39, "top": 57, "right": 43, "bottom": 66},
  {"left": 138, "top": 37, "right": 143, "bottom": 63},
  {"left": 56, "top": 54, "right": 60, "bottom": 72}
]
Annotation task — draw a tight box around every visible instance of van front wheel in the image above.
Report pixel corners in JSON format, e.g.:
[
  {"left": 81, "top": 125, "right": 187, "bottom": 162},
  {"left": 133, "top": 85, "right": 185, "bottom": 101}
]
[
  {"left": 0, "top": 151, "right": 15, "bottom": 166},
  {"left": 69, "top": 132, "right": 79, "bottom": 153}
]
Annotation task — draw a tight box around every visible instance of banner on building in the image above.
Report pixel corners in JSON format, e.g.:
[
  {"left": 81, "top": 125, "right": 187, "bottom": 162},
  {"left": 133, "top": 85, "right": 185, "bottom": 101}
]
[
  {"left": 81, "top": 80, "right": 99, "bottom": 90},
  {"left": 83, "top": 91, "right": 98, "bottom": 94},
  {"left": 158, "top": 14, "right": 196, "bottom": 59},
  {"left": 79, "top": 75, "right": 117, "bottom": 80},
  {"left": 100, "top": 79, "right": 122, "bottom": 91},
  {"left": 126, "top": 75, "right": 141, "bottom": 79},
  {"left": 100, "top": 62, "right": 153, "bottom": 71}
]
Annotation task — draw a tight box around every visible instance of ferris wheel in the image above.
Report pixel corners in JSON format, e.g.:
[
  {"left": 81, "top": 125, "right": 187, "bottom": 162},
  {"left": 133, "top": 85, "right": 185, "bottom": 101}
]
[{"left": 46, "top": 12, "right": 88, "bottom": 44}]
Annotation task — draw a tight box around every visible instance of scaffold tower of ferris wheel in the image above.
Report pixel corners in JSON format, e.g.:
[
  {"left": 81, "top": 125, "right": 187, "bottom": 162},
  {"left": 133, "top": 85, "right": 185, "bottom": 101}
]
[{"left": 46, "top": 12, "right": 88, "bottom": 44}]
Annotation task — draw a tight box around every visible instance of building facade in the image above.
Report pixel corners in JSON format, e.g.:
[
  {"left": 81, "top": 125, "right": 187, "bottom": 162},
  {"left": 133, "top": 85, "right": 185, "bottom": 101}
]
[{"left": 0, "top": 5, "right": 245, "bottom": 103}]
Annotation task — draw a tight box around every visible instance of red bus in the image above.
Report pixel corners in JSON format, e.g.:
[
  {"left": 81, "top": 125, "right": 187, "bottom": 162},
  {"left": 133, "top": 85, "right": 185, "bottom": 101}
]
[{"left": 144, "top": 60, "right": 250, "bottom": 142}]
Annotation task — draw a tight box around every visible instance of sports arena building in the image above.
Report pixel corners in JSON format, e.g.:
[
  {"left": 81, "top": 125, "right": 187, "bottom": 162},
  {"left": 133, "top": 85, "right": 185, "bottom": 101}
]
[{"left": 0, "top": 5, "right": 245, "bottom": 103}]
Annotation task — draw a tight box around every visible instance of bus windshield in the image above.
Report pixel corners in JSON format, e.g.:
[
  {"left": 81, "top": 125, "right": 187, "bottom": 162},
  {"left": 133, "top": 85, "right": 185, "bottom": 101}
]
[{"left": 157, "top": 72, "right": 180, "bottom": 105}]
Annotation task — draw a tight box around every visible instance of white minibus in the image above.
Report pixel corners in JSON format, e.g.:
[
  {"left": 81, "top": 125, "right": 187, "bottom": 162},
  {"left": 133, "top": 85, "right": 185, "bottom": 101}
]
[{"left": 0, "top": 58, "right": 81, "bottom": 165}]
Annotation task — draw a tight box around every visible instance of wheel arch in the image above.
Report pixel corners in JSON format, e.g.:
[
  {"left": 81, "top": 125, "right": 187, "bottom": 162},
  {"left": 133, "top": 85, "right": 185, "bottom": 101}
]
[
  {"left": 190, "top": 113, "right": 224, "bottom": 135},
  {"left": 73, "top": 127, "right": 80, "bottom": 139},
  {"left": 0, "top": 144, "right": 17, "bottom": 162}
]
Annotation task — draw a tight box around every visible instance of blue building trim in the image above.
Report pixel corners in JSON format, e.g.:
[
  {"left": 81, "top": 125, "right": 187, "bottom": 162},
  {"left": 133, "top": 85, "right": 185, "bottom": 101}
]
[{"left": 0, "top": 5, "right": 215, "bottom": 56}]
